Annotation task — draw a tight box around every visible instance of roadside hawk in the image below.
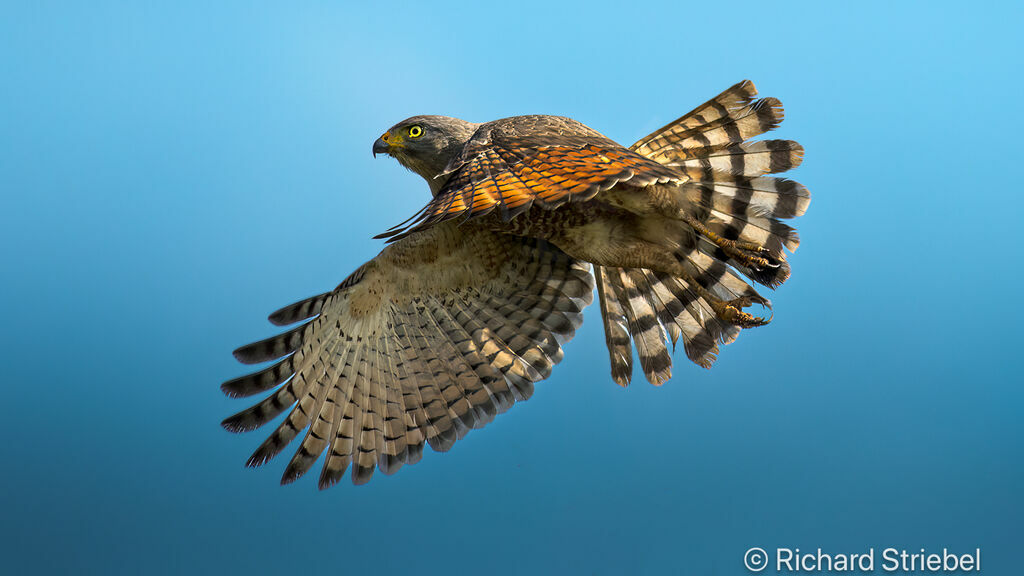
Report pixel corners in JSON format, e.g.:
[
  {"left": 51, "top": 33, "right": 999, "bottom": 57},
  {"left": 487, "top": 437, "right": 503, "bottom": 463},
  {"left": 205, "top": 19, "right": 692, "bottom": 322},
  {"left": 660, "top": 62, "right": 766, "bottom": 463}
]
[{"left": 223, "top": 80, "right": 810, "bottom": 487}]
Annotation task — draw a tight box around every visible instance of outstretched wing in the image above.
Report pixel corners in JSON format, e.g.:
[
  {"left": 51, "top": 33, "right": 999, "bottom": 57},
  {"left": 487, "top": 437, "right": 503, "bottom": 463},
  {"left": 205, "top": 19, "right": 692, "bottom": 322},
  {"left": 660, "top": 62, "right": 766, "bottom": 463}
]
[
  {"left": 222, "top": 224, "right": 593, "bottom": 487},
  {"left": 375, "top": 115, "right": 684, "bottom": 241}
]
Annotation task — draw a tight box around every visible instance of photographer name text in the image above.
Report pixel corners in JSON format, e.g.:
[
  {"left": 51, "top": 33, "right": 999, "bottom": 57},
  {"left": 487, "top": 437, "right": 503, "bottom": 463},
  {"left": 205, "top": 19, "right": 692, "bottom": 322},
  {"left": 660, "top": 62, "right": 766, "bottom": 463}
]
[{"left": 744, "top": 547, "right": 981, "bottom": 573}]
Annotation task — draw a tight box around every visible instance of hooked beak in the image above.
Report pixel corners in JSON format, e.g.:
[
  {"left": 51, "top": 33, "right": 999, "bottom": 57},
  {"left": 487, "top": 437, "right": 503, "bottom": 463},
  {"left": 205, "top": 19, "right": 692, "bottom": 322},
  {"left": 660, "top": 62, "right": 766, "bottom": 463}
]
[{"left": 372, "top": 137, "right": 390, "bottom": 157}]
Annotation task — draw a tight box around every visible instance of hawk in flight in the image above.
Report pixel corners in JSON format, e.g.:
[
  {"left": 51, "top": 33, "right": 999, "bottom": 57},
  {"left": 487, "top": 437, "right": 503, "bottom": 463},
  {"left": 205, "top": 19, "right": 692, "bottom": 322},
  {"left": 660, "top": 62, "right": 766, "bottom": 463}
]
[{"left": 223, "top": 80, "right": 809, "bottom": 487}]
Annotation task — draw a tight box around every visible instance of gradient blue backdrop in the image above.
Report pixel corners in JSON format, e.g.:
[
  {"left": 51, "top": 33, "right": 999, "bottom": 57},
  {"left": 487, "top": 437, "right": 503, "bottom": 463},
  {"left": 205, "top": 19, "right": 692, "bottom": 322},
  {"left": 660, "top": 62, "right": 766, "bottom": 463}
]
[{"left": 2, "top": 2, "right": 1021, "bottom": 574}]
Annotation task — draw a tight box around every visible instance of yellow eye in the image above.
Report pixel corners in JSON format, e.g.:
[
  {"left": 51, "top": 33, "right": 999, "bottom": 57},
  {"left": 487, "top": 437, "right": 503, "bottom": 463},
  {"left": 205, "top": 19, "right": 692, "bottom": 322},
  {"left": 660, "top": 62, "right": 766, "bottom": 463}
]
[{"left": 408, "top": 125, "right": 423, "bottom": 138}]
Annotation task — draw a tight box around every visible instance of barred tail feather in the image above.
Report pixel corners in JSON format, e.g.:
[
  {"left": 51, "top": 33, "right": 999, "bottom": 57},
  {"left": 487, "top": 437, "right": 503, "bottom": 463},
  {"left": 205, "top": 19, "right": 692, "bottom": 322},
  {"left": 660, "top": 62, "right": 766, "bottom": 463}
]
[
  {"left": 681, "top": 175, "right": 810, "bottom": 220},
  {"left": 666, "top": 139, "right": 804, "bottom": 178},
  {"left": 632, "top": 80, "right": 760, "bottom": 159},
  {"left": 617, "top": 269, "right": 673, "bottom": 385},
  {"left": 595, "top": 266, "right": 633, "bottom": 387}
]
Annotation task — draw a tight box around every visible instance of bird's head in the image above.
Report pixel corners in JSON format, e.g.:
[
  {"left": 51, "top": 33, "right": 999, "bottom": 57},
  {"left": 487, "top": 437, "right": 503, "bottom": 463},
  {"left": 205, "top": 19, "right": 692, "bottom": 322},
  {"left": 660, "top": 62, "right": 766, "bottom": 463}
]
[{"left": 373, "top": 115, "right": 478, "bottom": 195}]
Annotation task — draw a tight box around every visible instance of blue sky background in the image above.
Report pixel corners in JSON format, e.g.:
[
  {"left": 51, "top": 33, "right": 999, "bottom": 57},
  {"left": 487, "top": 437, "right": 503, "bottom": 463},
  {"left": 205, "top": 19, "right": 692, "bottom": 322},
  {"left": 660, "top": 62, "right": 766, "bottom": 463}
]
[{"left": 2, "top": 1, "right": 1022, "bottom": 574}]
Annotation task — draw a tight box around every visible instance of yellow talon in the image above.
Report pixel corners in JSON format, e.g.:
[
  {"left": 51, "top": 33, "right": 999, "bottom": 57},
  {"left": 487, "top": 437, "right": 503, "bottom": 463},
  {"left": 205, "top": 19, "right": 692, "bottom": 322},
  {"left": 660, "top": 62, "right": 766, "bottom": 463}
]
[{"left": 714, "top": 298, "right": 770, "bottom": 328}]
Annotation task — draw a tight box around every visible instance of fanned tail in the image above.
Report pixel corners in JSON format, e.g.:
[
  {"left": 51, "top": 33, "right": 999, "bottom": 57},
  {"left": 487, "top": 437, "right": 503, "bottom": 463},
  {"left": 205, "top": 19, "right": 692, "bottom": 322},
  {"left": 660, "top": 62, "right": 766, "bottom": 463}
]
[{"left": 598, "top": 80, "right": 808, "bottom": 384}]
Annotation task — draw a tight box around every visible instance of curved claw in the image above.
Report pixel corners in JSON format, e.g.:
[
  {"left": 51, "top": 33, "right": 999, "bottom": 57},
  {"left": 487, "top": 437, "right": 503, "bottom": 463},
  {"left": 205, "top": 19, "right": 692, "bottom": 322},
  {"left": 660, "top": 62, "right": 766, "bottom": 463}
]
[{"left": 716, "top": 297, "right": 771, "bottom": 328}]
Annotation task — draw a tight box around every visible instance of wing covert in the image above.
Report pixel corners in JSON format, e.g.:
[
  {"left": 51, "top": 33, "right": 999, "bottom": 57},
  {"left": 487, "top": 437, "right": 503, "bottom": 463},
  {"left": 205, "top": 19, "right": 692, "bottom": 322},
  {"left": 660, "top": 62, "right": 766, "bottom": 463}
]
[{"left": 376, "top": 117, "right": 684, "bottom": 241}]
